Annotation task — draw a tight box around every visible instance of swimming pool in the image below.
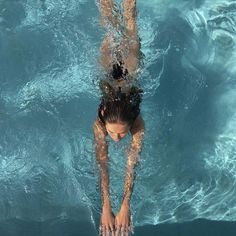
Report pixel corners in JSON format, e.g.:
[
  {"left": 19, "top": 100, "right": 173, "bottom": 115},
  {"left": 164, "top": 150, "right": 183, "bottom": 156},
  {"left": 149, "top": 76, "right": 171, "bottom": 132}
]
[{"left": 0, "top": 0, "right": 236, "bottom": 235}]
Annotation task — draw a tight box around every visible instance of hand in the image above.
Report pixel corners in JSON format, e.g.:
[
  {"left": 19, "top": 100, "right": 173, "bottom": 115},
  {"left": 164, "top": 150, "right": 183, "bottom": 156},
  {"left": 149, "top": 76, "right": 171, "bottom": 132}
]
[
  {"left": 100, "top": 206, "right": 116, "bottom": 236},
  {"left": 115, "top": 204, "right": 132, "bottom": 236}
]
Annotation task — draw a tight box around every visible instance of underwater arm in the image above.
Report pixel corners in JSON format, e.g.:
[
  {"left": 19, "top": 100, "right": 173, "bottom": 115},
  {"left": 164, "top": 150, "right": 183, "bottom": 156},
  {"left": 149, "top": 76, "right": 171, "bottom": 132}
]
[
  {"left": 93, "top": 120, "right": 111, "bottom": 209},
  {"left": 115, "top": 116, "right": 144, "bottom": 233},
  {"left": 93, "top": 120, "right": 115, "bottom": 234},
  {"left": 123, "top": 116, "right": 144, "bottom": 205}
]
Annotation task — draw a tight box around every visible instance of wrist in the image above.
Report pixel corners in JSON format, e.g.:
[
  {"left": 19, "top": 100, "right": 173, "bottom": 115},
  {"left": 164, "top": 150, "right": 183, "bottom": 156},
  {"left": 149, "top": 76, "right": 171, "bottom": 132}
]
[
  {"left": 102, "top": 202, "right": 111, "bottom": 211},
  {"left": 121, "top": 199, "right": 130, "bottom": 208}
]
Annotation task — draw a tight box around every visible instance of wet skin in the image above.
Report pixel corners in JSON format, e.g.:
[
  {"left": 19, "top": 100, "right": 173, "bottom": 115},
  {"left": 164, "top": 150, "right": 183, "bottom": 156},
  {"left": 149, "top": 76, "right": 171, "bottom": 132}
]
[
  {"left": 94, "top": 116, "right": 144, "bottom": 236},
  {"left": 105, "top": 122, "right": 131, "bottom": 142}
]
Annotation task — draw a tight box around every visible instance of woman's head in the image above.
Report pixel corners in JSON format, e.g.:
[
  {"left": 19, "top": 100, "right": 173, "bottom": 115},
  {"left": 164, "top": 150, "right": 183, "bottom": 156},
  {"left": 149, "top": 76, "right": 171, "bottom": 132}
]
[
  {"left": 105, "top": 121, "right": 130, "bottom": 142},
  {"left": 98, "top": 86, "right": 142, "bottom": 141},
  {"left": 99, "top": 99, "right": 140, "bottom": 142},
  {"left": 101, "top": 99, "right": 138, "bottom": 124}
]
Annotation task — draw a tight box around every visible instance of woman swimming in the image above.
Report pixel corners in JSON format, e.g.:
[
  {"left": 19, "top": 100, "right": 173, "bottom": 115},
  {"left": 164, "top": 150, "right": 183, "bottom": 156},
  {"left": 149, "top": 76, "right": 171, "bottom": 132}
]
[{"left": 93, "top": 0, "right": 144, "bottom": 235}]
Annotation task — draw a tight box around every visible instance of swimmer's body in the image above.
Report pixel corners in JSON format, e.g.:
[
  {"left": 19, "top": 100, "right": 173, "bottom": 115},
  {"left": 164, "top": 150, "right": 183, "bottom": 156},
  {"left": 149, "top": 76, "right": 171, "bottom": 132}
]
[{"left": 93, "top": 0, "right": 144, "bottom": 235}]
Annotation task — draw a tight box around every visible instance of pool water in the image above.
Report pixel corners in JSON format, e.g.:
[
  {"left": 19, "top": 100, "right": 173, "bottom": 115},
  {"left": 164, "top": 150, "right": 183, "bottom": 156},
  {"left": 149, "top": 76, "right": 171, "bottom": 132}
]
[{"left": 0, "top": 0, "right": 236, "bottom": 235}]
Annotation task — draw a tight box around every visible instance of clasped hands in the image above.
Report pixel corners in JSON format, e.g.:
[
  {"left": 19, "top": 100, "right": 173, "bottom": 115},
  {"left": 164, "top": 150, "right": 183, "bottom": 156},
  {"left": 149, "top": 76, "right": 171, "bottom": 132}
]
[{"left": 100, "top": 203, "right": 133, "bottom": 236}]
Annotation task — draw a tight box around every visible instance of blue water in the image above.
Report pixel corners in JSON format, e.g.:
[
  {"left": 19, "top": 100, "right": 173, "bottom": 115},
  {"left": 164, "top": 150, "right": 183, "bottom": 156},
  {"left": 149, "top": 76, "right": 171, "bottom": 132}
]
[{"left": 0, "top": 0, "right": 236, "bottom": 235}]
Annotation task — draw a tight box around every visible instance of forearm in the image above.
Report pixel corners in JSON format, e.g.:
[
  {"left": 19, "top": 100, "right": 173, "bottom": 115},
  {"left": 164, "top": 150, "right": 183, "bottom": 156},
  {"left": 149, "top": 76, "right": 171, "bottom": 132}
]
[
  {"left": 122, "top": 145, "right": 140, "bottom": 206},
  {"left": 122, "top": 117, "right": 144, "bottom": 206},
  {"left": 98, "top": 160, "right": 112, "bottom": 208},
  {"left": 94, "top": 120, "right": 112, "bottom": 211},
  {"left": 122, "top": 162, "right": 137, "bottom": 206}
]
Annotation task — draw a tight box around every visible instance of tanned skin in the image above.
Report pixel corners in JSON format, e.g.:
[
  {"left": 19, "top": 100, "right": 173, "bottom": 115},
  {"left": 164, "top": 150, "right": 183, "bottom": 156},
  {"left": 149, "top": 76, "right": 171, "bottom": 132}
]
[{"left": 94, "top": 1, "right": 144, "bottom": 235}]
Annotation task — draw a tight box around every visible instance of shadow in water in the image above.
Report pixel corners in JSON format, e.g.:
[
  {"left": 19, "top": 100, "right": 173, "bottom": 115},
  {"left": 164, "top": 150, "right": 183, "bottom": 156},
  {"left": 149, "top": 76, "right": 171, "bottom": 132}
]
[
  {"left": 148, "top": 8, "right": 227, "bottom": 180},
  {"left": 135, "top": 219, "right": 236, "bottom": 236},
  {"left": 0, "top": 219, "right": 235, "bottom": 236},
  {"left": 0, "top": 218, "right": 97, "bottom": 236}
]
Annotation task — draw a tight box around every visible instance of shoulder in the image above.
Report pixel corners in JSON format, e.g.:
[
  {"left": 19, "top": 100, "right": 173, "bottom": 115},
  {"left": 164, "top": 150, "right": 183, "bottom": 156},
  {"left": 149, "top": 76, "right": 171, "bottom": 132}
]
[
  {"left": 93, "top": 118, "right": 107, "bottom": 137},
  {"left": 130, "top": 115, "right": 145, "bottom": 135}
]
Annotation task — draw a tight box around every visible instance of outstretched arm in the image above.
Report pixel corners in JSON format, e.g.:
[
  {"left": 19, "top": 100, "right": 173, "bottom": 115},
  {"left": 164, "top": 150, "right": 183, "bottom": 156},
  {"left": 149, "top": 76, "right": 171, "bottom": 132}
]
[
  {"left": 115, "top": 115, "right": 145, "bottom": 234},
  {"left": 123, "top": 116, "right": 144, "bottom": 205},
  {"left": 93, "top": 120, "right": 115, "bottom": 235}
]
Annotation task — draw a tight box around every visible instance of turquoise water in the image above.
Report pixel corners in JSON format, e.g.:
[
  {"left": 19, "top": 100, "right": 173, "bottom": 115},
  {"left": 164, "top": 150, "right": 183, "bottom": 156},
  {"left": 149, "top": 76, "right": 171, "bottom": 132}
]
[{"left": 0, "top": 0, "right": 236, "bottom": 235}]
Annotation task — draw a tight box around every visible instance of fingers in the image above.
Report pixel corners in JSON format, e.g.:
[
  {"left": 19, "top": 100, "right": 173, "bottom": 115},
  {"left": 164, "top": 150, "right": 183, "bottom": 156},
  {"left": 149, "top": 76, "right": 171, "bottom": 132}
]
[
  {"left": 99, "top": 224, "right": 108, "bottom": 236},
  {"left": 117, "top": 225, "right": 133, "bottom": 236},
  {"left": 120, "top": 227, "right": 125, "bottom": 236},
  {"left": 99, "top": 225, "right": 102, "bottom": 236},
  {"left": 129, "top": 222, "right": 134, "bottom": 235},
  {"left": 115, "top": 226, "right": 129, "bottom": 236},
  {"left": 121, "top": 226, "right": 130, "bottom": 236},
  {"left": 110, "top": 224, "right": 115, "bottom": 236},
  {"left": 100, "top": 224, "right": 116, "bottom": 236},
  {"left": 99, "top": 225, "right": 104, "bottom": 236},
  {"left": 123, "top": 227, "right": 129, "bottom": 236},
  {"left": 115, "top": 227, "right": 129, "bottom": 236},
  {"left": 115, "top": 225, "right": 120, "bottom": 236}
]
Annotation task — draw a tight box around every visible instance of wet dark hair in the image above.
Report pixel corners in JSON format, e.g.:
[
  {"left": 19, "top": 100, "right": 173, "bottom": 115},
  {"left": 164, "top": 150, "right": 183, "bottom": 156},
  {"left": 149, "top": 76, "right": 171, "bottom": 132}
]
[{"left": 98, "top": 86, "right": 142, "bottom": 126}]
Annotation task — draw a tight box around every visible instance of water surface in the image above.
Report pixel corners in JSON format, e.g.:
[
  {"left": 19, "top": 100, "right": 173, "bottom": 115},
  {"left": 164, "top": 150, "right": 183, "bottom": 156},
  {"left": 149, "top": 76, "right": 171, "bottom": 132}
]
[{"left": 0, "top": 0, "right": 236, "bottom": 235}]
